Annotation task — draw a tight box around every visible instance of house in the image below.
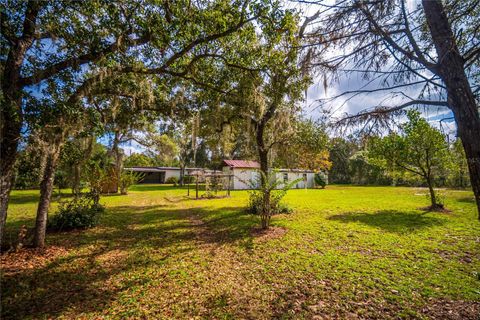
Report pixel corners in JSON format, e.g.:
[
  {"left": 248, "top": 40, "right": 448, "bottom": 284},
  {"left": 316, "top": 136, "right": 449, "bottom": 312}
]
[
  {"left": 222, "top": 160, "right": 316, "bottom": 189},
  {"left": 124, "top": 166, "right": 201, "bottom": 183}
]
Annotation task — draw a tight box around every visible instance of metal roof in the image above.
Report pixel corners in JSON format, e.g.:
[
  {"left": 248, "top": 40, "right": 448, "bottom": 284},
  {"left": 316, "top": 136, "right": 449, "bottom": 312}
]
[
  {"left": 125, "top": 167, "right": 167, "bottom": 172},
  {"left": 276, "top": 168, "right": 315, "bottom": 173},
  {"left": 125, "top": 167, "right": 204, "bottom": 172},
  {"left": 223, "top": 160, "right": 260, "bottom": 168}
]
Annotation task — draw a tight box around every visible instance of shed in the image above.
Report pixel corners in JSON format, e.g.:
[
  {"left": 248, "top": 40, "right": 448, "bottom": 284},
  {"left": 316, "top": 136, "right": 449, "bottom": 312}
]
[{"left": 222, "top": 160, "right": 261, "bottom": 190}]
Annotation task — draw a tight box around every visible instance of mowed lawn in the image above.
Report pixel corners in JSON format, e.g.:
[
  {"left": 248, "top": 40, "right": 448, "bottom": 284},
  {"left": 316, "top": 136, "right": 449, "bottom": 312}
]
[{"left": 2, "top": 185, "right": 479, "bottom": 319}]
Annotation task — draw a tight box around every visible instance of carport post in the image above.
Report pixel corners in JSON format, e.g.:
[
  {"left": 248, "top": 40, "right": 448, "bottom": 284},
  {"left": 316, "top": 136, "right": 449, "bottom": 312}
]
[
  {"left": 196, "top": 174, "right": 199, "bottom": 199},
  {"left": 227, "top": 175, "right": 231, "bottom": 196}
]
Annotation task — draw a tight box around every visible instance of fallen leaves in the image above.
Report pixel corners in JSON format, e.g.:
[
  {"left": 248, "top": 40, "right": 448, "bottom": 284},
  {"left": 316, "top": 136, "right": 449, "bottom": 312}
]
[{"left": 1, "top": 246, "right": 69, "bottom": 276}]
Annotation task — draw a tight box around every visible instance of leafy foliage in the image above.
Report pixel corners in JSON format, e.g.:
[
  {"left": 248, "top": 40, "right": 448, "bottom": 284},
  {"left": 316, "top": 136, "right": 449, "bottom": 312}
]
[
  {"left": 314, "top": 172, "right": 328, "bottom": 189},
  {"left": 246, "top": 171, "right": 299, "bottom": 228},
  {"left": 276, "top": 119, "right": 332, "bottom": 172},
  {"left": 124, "top": 153, "right": 156, "bottom": 167},
  {"left": 166, "top": 176, "right": 179, "bottom": 186},
  {"left": 119, "top": 171, "right": 144, "bottom": 195},
  {"left": 368, "top": 111, "right": 451, "bottom": 209},
  {"left": 48, "top": 193, "right": 104, "bottom": 231}
]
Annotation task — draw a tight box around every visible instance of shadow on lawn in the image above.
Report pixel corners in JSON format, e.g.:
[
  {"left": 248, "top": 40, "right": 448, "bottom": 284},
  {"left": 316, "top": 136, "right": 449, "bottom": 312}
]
[
  {"left": 456, "top": 196, "right": 476, "bottom": 204},
  {"left": 328, "top": 210, "right": 445, "bottom": 233},
  {"left": 1, "top": 203, "right": 255, "bottom": 319}
]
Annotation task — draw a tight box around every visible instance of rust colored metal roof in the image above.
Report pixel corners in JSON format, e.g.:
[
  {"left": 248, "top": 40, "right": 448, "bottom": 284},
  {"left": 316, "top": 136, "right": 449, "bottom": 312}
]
[{"left": 223, "top": 160, "right": 260, "bottom": 168}]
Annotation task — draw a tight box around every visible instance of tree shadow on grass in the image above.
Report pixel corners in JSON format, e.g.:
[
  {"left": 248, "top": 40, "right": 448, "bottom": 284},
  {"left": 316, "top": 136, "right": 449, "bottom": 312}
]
[
  {"left": 1, "top": 203, "right": 257, "bottom": 319},
  {"left": 456, "top": 196, "right": 476, "bottom": 204},
  {"left": 9, "top": 191, "right": 77, "bottom": 205},
  {"left": 327, "top": 210, "right": 445, "bottom": 233}
]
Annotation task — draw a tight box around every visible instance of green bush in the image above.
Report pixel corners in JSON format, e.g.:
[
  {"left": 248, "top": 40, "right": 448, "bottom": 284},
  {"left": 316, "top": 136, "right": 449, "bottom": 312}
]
[
  {"left": 183, "top": 176, "right": 195, "bottom": 184},
  {"left": 48, "top": 194, "right": 104, "bottom": 231},
  {"left": 246, "top": 171, "right": 298, "bottom": 221},
  {"left": 314, "top": 172, "right": 328, "bottom": 188},
  {"left": 120, "top": 171, "right": 144, "bottom": 195},
  {"left": 247, "top": 189, "right": 293, "bottom": 215},
  {"left": 166, "top": 176, "right": 179, "bottom": 186}
]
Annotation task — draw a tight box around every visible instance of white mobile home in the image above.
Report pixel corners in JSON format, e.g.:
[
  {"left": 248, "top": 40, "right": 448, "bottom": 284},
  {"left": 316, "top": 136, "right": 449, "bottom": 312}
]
[
  {"left": 222, "top": 160, "right": 316, "bottom": 190},
  {"left": 275, "top": 169, "right": 315, "bottom": 189}
]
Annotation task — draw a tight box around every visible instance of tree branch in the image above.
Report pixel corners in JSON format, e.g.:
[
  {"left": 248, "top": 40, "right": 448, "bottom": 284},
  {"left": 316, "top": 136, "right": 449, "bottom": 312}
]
[
  {"left": 336, "top": 99, "right": 449, "bottom": 124},
  {"left": 19, "top": 32, "right": 152, "bottom": 86},
  {"left": 359, "top": 3, "right": 438, "bottom": 73}
]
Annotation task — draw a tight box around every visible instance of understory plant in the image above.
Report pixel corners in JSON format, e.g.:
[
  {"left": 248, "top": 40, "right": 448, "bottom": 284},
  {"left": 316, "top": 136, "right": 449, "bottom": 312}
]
[
  {"left": 204, "top": 175, "right": 224, "bottom": 198},
  {"left": 48, "top": 193, "right": 104, "bottom": 231},
  {"left": 314, "top": 172, "right": 328, "bottom": 189},
  {"left": 246, "top": 170, "right": 300, "bottom": 229},
  {"left": 166, "top": 176, "right": 179, "bottom": 186},
  {"left": 120, "top": 171, "right": 144, "bottom": 194}
]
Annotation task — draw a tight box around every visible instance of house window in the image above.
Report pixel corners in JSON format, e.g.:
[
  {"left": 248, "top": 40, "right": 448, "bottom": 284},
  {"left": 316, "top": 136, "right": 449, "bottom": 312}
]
[
  {"left": 283, "top": 173, "right": 288, "bottom": 183},
  {"left": 303, "top": 173, "right": 307, "bottom": 181}
]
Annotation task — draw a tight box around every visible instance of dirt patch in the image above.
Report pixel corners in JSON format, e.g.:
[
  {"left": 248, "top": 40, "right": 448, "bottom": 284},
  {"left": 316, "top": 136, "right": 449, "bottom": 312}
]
[
  {"left": 419, "top": 206, "right": 452, "bottom": 214},
  {"left": 163, "top": 196, "right": 187, "bottom": 203},
  {"left": 251, "top": 226, "right": 287, "bottom": 242},
  {"left": 420, "top": 299, "right": 480, "bottom": 320},
  {"left": 1, "top": 246, "right": 69, "bottom": 276}
]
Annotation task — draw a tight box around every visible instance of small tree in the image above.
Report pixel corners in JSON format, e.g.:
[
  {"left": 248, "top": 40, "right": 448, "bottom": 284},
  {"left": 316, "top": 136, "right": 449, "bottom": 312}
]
[
  {"left": 369, "top": 111, "right": 451, "bottom": 210},
  {"left": 119, "top": 171, "right": 144, "bottom": 195},
  {"left": 314, "top": 172, "right": 328, "bottom": 189},
  {"left": 246, "top": 171, "right": 300, "bottom": 229}
]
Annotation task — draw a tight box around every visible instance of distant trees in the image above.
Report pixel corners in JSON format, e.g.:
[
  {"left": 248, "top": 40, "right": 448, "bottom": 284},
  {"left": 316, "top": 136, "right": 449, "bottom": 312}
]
[
  {"left": 58, "top": 137, "right": 95, "bottom": 195},
  {"left": 328, "top": 138, "right": 356, "bottom": 184},
  {"left": 448, "top": 139, "right": 470, "bottom": 189},
  {"left": 368, "top": 111, "right": 451, "bottom": 209},
  {"left": 275, "top": 119, "right": 331, "bottom": 173},
  {"left": 124, "top": 154, "right": 156, "bottom": 168}
]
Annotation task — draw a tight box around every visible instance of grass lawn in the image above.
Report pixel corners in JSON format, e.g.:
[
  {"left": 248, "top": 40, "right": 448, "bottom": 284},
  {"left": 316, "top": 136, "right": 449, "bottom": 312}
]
[{"left": 2, "top": 185, "right": 479, "bottom": 319}]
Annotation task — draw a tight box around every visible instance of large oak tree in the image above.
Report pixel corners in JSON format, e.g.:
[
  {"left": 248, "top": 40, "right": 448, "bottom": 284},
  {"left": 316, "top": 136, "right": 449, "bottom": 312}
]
[{"left": 0, "top": 0, "right": 264, "bottom": 246}]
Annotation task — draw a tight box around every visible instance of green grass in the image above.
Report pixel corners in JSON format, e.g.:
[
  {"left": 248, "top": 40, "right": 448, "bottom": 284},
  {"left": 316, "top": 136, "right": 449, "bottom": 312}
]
[{"left": 2, "top": 185, "right": 479, "bottom": 319}]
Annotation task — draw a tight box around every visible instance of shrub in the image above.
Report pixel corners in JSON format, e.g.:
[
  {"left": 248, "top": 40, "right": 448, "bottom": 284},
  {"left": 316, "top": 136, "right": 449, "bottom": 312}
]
[
  {"left": 246, "top": 189, "right": 293, "bottom": 215},
  {"left": 48, "top": 194, "right": 104, "bottom": 231},
  {"left": 166, "top": 176, "right": 179, "bottom": 186},
  {"left": 246, "top": 170, "right": 299, "bottom": 228},
  {"left": 183, "top": 176, "right": 195, "bottom": 184},
  {"left": 314, "top": 172, "right": 328, "bottom": 189},
  {"left": 120, "top": 171, "right": 144, "bottom": 195}
]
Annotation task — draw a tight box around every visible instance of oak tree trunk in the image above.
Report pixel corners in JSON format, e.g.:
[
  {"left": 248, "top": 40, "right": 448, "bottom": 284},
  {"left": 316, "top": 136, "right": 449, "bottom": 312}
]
[
  {"left": 111, "top": 131, "right": 122, "bottom": 193},
  {"left": 0, "top": 84, "right": 23, "bottom": 250},
  {"left": 423, "top": 0, "right": 480, "bottom": 218},
  {"left": 426, "top": 176, "right": 438, "bottom": 209},
  {"left": 33, "top": 147, "right": 61, "bottom": 248},
  {"left": 0, "top": 2, "right": 41, "bottom": 248},
  {"left": 72, "top": 164, "right": 81, "bottom": 196},
  {"left": 256, "top": 121, "right": 271, "bottom": 229}
]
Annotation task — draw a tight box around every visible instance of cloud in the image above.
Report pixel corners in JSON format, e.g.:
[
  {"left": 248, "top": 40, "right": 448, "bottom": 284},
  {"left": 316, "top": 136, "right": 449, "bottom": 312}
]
[{"left": 303, "top": 70, "right": 457, "bottom": 135}]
